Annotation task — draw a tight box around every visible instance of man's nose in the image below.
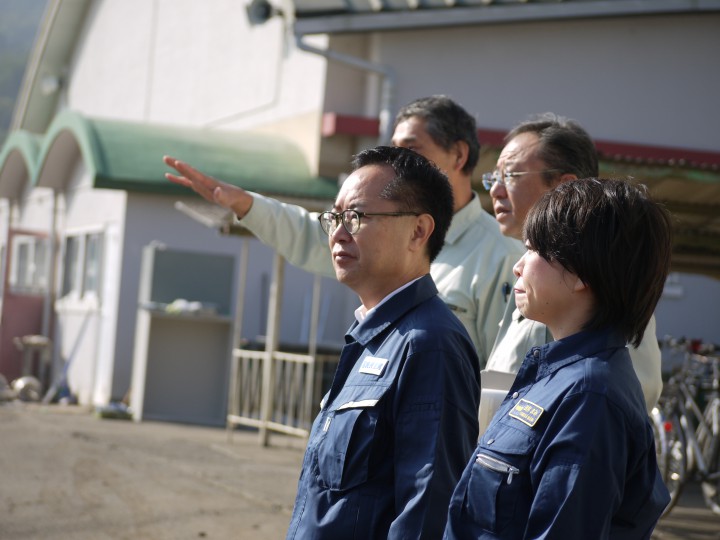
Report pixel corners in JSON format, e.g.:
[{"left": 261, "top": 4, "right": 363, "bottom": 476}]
[
  {"left": 489, "top": 179, "right": 507, "bottom": 198},
  {"left": 330, "top": 221, "right": 351, "bottom": 242}
]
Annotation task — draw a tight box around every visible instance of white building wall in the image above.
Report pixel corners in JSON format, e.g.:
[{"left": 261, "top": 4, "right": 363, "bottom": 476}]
[
  {"left": 67, "top": 0, "right": 329, "bottom": 172},
  {"left": 16, "top": 185, "right": 55, "bottom": 231},
  {"left": 54, "top": 161, "right": 127, "bottom": 405},
  {"left": 329, "top": 13, "right": 720, "bottom": 152},
  {"left": 656, "top": 273, "right": 720, "bottom": 347}
]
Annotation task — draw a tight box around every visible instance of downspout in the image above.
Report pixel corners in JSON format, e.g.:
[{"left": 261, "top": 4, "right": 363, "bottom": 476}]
[
  {"left": 295, "top": 36, "right": 395, "bottom": 145},
  {"left": 280, "top": 2, "right": 395, "bottom": 145},
  {"left": 40, "top": 190, "right": 58, "bottom": 337},
  {"left": 0, "top": 200, "right": 12, "bottom": 304}
]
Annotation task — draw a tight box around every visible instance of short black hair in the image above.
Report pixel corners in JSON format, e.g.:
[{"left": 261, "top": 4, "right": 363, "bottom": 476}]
[
  {"left": 394, "top": 95, "right": 480, "bottom": 176},
  {"left": 352, "top": 145, "right": 454, "bottom": 263},
  {"left": 524, "top": 178, "right": 672, "bottom": 347},
  {"left": 506, "top": 112, "right": 599, "bottom": 184}
]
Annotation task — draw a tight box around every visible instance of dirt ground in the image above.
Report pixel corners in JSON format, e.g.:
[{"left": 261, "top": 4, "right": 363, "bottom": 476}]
[
  {"left": 0, "top": 402, "right": 304, "bottom": 540},
  {"left": 1, "top": 402, "right": 719, "bottom": 540}
]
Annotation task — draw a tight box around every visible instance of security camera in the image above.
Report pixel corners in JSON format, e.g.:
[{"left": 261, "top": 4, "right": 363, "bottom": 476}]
[{"left": 246, "top": 0, "right": 282, "bottom": 25}]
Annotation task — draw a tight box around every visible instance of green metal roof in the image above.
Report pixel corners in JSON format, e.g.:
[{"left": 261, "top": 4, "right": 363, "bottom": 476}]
[
  {"left": 31, "top": 110, "right": 338, "bottom": 199},
  {"left": 0, "top": 130, "right": 43, "bottom": 199}
]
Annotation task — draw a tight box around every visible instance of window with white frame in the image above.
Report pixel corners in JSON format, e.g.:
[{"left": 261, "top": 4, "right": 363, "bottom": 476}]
[
  {"left": 61, "top": 231, "right": 104, "bottom": 301},
  {"left": 9, "top": 234, "right": 49, "bottom": 294},
  {"left": 82, "top": 232, "right": 103, "bottom": 297}
]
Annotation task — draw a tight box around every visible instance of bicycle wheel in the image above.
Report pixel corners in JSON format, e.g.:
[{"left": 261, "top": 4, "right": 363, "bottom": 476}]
[
  {"left": 699, "top": 397, "right": 720, "bottom": 515},
  {"left": 659, "top": 411, "right": 687, "bottom": 516}
]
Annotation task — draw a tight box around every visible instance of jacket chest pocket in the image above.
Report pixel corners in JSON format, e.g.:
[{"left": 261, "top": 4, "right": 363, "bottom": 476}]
[
  {"left": 462, "top": 424, "right": 536, "bottom": 534},
  {"left": 317, "top": 398, "right": 381, "bottom": 491}
]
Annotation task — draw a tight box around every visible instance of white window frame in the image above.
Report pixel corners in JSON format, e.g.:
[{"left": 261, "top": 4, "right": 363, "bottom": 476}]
[
  {"left": 8, "top": 234, "right": 49, "bottom": 295},
  {"left": 57, "top": 227, "right": 105, "bottom": 310}
]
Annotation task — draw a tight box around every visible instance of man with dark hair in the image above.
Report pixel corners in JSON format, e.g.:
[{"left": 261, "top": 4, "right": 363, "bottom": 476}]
[
  {"left": 165, "top": 96, "right": 524, "bottom": 367},
  {"left": 445, "top": 178, "right": 671, "bottom": 539},
  {"left": 483, "top": 112, "right": 662, "bottom": 411},
  {"left": 286, "top": 146, "right": 479, "bottom": 539}
]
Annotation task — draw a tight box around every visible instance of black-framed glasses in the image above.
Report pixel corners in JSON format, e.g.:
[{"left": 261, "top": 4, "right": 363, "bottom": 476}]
[
  {"left": 318, "top": 209, "right": 420, "bottom": 236},
  {"left": 481, "top": 169, "right": 561, "bottom": 191}
]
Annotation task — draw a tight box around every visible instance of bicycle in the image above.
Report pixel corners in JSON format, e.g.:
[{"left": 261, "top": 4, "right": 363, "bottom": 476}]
[{"left": 652, "top": 348, "right": 720, "bottom": 516}]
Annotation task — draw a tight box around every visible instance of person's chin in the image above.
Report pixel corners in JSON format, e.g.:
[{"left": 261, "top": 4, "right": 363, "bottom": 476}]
[
  {"left": 495, "top": 214, "right": 517, "bottom": 236},
  {"left": 334, "top": 267, "right": 356, "bottom": 285},
  {"left": 514, "top": 293, "right": 528, "bottom": 314}
]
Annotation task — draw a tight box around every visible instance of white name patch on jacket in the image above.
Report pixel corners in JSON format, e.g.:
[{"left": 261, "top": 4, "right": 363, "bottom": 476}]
[{"left": 359, "top": 356, "right": 389, "bottom": 376}]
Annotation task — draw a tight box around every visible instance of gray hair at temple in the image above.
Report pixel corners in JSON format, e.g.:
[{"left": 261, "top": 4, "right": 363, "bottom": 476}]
[
  {"left": 506, "top": 112, "right": 599, "bottom": 184},
  {"left": 394, "top": 95, "right": 480, "bottom": 176}
]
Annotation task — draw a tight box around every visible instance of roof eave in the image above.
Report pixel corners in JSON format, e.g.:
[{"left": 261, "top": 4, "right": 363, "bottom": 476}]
[
  {"left": 294, "top": 0, "right": 720, "bottom": 35},
  {"left": 11, "top": 0, "right": 93, "bottom": 134}
]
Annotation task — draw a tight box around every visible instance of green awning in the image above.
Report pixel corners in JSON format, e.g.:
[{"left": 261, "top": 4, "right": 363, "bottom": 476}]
[
  {"left": 32, "top": 110, "right": 338, "bottom": 199},
  {"left": 0, "top": 131, "right": 43, "bottom": 200}
]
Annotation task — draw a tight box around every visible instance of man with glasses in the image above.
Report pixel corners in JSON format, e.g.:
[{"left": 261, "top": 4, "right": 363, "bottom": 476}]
[
  {"left": 285, "top": 146, "right": 480, "bottom": 539},
  {"left": 481, "top": 113, "right": 662, "bottom": 411},
  {"left": 164, "top": 96, "right": 524, "bottom": 368}
]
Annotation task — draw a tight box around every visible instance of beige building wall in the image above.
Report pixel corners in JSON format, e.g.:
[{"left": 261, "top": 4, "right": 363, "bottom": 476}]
[{"left": 66, "top": 0, "right": 329, "bottom": 173}]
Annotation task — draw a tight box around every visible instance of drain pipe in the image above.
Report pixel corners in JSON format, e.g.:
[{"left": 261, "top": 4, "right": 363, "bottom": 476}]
[
  {"left": 278, "top": 1, "right": 395, "bottom": 145},
  {"left": 295, "top": 36, "right": 395, "bottom": 145},
  {"left": 40, "top": 190, "right": 58, "bottom": 337}
]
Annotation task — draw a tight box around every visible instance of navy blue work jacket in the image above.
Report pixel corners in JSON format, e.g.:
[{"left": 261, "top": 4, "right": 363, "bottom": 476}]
[
  {"left": 286, "top": 274, "right": 480, "bottom": 539},
  {"left": 444, "top": 327, "right": 670, "bottom": 539}
]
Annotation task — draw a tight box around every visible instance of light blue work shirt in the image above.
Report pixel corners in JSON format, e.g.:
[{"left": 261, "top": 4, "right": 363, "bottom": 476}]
[{"left": 486, "top": 288, "right": 663, "bottom": 411}]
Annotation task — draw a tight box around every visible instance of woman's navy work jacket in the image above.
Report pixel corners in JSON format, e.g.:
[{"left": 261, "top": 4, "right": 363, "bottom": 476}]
[
  {"left": 445, "top": 327, "right": 670, "bottom": 539},
  {"left": 286, "top": 274, "right": 480, "bottom": 539}
]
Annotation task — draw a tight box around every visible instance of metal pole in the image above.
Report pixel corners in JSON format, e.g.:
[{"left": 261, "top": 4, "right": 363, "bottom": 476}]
[
  {"left": 259, "top": 251, "right": 284, "bottom": 446},
  {"left": 227, "top": 238, "right": 250, "bottom": 441}
]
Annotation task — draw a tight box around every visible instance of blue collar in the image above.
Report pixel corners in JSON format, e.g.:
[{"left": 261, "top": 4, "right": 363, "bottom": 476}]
[{"left": 530, "top": 327, "right": 627, "bottom": 381}]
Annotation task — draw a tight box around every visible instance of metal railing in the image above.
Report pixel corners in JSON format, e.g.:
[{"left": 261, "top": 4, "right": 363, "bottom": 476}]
[{"left": 226, "top": 347, "right": 339, "bottom": 441}]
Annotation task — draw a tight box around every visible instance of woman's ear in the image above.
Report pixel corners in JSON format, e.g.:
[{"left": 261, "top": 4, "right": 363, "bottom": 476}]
[{"left": 572, "top": 276, "right": 588, "bottom": 293}]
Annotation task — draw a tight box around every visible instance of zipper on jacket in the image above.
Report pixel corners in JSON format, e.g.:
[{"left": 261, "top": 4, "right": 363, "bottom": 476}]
[{"left": 476, "top": 453, "right": 520, "bottom": 484}]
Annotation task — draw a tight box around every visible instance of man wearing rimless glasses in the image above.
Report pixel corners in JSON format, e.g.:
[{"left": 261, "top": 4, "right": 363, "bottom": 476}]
[{"left": 481, "top": 113, "right": 662, "bottom": 412}]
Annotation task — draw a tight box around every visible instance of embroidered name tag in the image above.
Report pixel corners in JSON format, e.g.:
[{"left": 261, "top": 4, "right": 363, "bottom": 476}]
[
  {"left": 359, "top": 356, "right": 389, "bottom": 376},
  {"left": 508, "top": 399, "right": 544, "bottom": 427}
]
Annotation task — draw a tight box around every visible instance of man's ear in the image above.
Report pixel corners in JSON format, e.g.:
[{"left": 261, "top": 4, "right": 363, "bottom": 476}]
[
  {"left": 453, "top": 141, "right": 470, "bottom": 172},
  {"left": 409, "top": 214, "right": 435, "bottom": 252},
  {"left": 557, "top": 172, "right": 578, "bottom": 186}
]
